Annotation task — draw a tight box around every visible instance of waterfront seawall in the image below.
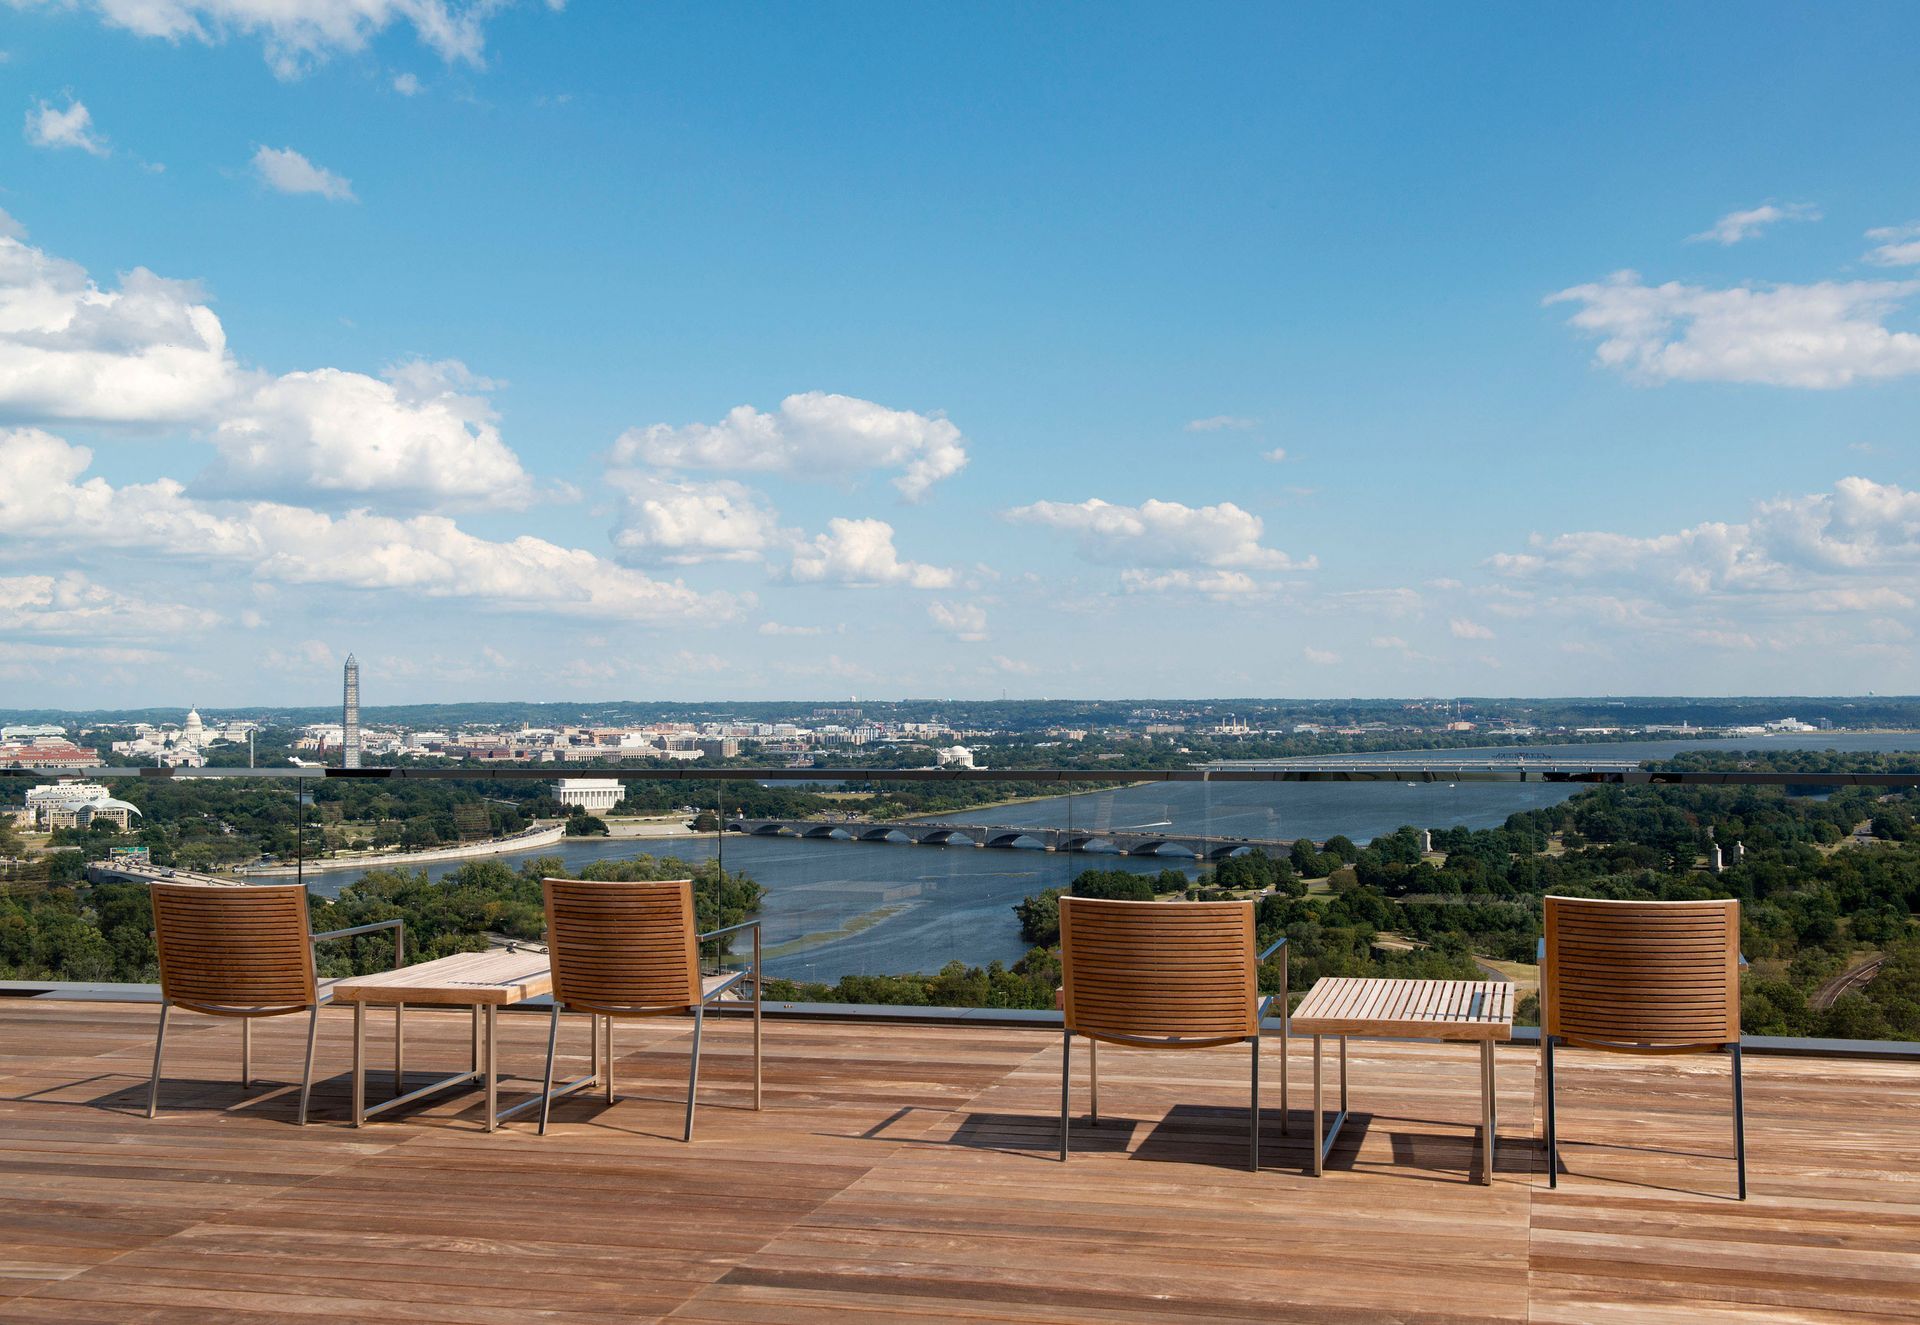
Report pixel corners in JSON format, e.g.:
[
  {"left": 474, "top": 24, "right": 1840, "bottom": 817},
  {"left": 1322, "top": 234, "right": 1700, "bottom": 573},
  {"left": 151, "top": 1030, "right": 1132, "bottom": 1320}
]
[{"left": 237, "top": 823, "right": 569, "bottom": 876}]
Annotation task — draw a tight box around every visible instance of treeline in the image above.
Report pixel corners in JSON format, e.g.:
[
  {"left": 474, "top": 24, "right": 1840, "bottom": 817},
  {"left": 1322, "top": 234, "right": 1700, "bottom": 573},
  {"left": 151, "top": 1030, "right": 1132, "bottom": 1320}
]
[
  {"left": 0, "top": 854, "right": 764, "bottom": 984},
  {"left": 771, "top": 754, "right": 1920, "bottom": 1034}
]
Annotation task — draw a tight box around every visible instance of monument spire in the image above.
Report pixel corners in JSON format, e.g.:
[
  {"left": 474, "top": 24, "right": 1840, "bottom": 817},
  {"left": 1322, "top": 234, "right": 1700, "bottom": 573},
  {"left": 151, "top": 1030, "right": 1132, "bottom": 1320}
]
[{"left": 342, "top": 654, "right": 361, "bottom": 769}]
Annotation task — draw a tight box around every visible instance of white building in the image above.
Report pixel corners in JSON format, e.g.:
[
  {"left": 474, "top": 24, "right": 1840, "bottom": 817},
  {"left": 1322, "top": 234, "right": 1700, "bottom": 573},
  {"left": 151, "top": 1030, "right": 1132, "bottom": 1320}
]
[
  {"left": 554, "top": 778, "right": 624, "bottom": 815},
  {"left": 26, "top": 781, "right": 113, "bottom": 823},
  {"left": 936, "top": 745, "right": 977, "bottom": 769},
  {"left": 1, "top": 724, "right": 66, "bottom": 742}
]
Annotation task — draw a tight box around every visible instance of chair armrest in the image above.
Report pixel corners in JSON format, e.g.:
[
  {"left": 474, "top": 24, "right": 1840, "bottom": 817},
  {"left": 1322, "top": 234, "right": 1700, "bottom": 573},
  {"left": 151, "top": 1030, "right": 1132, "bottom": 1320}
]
[
  {"left": 697, "top": 920, "right": 760, "bottom": 941},
  {"left": 314, "top": 917, "right": 404, "bottom": 970},
  {"left": 1257, "top": 936, "right": 1288, "bottom": 963},
  {"left": 698, "top": 920, "right": 761, "bottom": 975}
]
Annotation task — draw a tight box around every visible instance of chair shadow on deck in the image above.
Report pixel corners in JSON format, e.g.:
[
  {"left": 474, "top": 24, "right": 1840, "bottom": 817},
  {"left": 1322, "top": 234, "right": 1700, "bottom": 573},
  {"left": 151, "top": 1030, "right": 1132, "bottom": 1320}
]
[
  {"left": 940, "top": 1105, "right": 1328, "bottom": 1169},
  {"left": 1541, "top": 1136, "right": 1753, "bottom": 1199},
  {"left": 23, "top": 1069, "right": 327, "bottom": 1119}
]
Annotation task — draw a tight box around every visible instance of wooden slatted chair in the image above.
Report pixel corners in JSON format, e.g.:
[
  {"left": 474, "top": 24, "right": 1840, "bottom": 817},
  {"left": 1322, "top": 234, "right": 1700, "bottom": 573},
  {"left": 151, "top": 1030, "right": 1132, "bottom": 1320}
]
[
  {"left": 538, "top": 878, "right": 761, "bottom": 1139},
  {"left": 1057, "top": 896, "right": 1286, "bottom": 1171},
  {"left": 150, "top": 882, "right": 303, "bottom": 1123},
  {"left": 1541, "top": 895, "right": 1747, "bottom": 1198},
  {"left": 148, "top": 882, "right": 404, "bottom": 1125}
]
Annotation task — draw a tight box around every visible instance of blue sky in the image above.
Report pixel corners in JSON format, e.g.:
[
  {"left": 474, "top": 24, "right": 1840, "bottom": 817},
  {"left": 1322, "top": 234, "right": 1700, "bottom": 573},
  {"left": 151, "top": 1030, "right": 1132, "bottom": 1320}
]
[{"left": 3, "top": 2, "right": 1919, "bottom": 707}]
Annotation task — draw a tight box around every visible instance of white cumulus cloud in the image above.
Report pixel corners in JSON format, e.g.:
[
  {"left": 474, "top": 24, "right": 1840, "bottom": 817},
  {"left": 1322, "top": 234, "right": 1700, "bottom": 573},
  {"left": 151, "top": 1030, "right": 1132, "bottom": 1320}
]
[
  {"left": 0, "top": 569, "right": 216, "bottom": 635},
  {"left": 927, "top": 600, "right": 988, "bottom": 640},
  {"left": 1449, "top": 617, "right": 1495, "bottom": 640},
  {"left": 0, "top": 428, "right": 729, "bottom": 622},
  {"left": 0, "top": 226, "right": 239, "bottom": 423},
  {"left": 252, "top": 145, "right": 355, "bottom": 201},
  {"left": 10, "top": 0, "right": 529, "bottom": 79},
  {"left": 24, "top": 96, "right": 107, "bottom": 155},
  {"left": 1479, "top": 478, "right": 1920, "bottom": 666},
  {"left": 0, "top": 216, "right": 539, "bottom": 509},
  {"left": 1547, "top": 270, "right": 1920, "bottom": 388},
  {"left": 1118, "top": 569, "right": 1263, "bottom": 598},
  {"left": 608, "top": 476, "right": 780, "bottom": 565},
  {"left": 1864, "top": 223, "right": 1920, "bottom": 268},
  {"left": 789, "top": 517, "right": 954, "bottom": 589},
  {"left": 1005, "top": 497, "right": 1312, "bottom": 571},
  {"left": 1185, "top": 415, "right": 1257, "bottom": 432},
  {"left": 612, "top": 391, "right": 968, "bottom": 501},
  {"left": 207, "top": 360, "right": 533, "bottom": 507},
  {"left": 1687, "top": 202, "right": 1819, "bottom": 246}
]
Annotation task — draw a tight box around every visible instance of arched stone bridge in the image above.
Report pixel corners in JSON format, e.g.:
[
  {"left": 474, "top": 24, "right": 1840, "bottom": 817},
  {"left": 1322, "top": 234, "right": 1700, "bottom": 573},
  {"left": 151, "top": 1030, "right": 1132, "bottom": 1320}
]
[{"left": 723, "top": 818, "right": 1314, "bottom": 860}]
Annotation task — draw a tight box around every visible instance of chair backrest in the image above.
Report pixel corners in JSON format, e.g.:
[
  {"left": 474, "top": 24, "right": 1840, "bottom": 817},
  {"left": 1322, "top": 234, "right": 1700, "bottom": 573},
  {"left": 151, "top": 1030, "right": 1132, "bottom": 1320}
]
[
  {"left": 542, "top": 878, "right": 699, "bottom": 1013},
  {"left": 1059, "top": 896, "right": 1257, "bottom": 1047},
  {"left": 150, "top": 882, "right": 317, "bottom": 1013},
  {"left": 1543, "top": 896, "right": 1741, "bottom": 1050}
]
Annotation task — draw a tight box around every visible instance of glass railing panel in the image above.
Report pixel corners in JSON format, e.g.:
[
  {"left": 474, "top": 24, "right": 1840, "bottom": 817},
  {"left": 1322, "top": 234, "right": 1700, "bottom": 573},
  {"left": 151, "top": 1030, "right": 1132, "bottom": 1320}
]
[{"left": 3, "top": 753, "right": 1918, "bottom": 1043}]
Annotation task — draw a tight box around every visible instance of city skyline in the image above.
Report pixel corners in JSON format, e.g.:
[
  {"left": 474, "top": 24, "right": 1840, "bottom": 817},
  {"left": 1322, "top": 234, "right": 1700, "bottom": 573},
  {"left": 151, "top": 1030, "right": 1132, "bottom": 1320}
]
[{"left": 4, "top": 4, "right": 1920, "bottom": 705}]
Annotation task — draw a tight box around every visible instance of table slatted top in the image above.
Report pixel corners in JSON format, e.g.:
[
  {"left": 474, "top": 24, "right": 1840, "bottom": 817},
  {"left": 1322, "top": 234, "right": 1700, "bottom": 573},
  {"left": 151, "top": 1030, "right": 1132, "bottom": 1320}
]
[
  {"left": 328, "top": 949, "right": 551, "bottom": 1006},
  {"left": 1289, "top": 977, "right": 1513, "bottom": 1041}
]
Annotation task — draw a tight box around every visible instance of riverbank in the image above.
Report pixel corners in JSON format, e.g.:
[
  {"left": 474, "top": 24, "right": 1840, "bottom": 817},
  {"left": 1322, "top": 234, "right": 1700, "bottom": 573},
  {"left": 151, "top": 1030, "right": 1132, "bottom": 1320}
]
[{"left": 238, "top": 823, "right": 567, "bottom": 876}]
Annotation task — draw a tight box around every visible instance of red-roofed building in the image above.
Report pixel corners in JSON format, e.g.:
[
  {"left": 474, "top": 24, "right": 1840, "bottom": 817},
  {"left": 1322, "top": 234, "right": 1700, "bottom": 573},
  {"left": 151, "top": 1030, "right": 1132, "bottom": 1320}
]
[{"left": 0, "top": 740, "right": 100, "bottom": 770}]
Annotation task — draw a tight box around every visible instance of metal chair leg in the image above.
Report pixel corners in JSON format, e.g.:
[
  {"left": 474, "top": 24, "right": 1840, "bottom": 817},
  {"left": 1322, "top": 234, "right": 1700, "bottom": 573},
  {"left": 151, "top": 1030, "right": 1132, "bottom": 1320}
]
[
  {"left": 1249, "top": 1035, "right": 1260, "bottom": 1172},
  {"left": 1731, "top": 1042, "right": 1747, "bottom": 1201},
  {"left": 539, "top": 1003, "right": 561, "bottom": 1135},
  {"left": 147, "top": 1003, "right": 170, "bottom": 1118},
  {"left": 1544, "top": 1035, "right": 1558, "bottom": 1188},
  {"left": 1279, "top": 1010, "right": 1289, "bottom": 1136},
  {"left": 604, "top": 1015, "right": 616, "bottom": 1103},
  {"left": 1089, "top": 1037, "right": 1099, "bottom": 1124},
  {"left": 241, "top": 1016, "right": 252, "bottom": 1088},
  {"left": 394, "top": 1002, "right": 404, "bottom": 1097},
  {"left": 298, "top": 1005, "right": 320, "bottom": 1126},
  {"left": 1480, "top": 1038, "right": 1495, "bottom": 1185},
  {"left": 683, "top": 1003, "right": 705, "bottom": 1142},
  {"left": 752, "top": 934, "right": 763, "bottom": 1111},
  {"left": 1058, "top": 1030, "right": 1072, "bottom": 1161}
]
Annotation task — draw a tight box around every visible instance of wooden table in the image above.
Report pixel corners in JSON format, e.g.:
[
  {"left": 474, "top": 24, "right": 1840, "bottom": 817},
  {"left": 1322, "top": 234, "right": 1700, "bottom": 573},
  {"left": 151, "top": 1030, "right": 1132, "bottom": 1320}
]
[
  {"left": 329, "top": 948, "right": 569, "bottom": 1132},
  {"left": 1289, "top": 977, "right": 1514, "bottom": 1184}
]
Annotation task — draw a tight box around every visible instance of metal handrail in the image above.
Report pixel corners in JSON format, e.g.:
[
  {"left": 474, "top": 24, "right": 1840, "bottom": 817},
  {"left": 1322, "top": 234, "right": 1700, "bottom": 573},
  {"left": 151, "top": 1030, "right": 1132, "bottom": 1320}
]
[
  {"left": 697, "top": 920, "right": 762, "bottom": 941},
  {"left": 314, "top": 918, "right": 405, "bottom": 946}
]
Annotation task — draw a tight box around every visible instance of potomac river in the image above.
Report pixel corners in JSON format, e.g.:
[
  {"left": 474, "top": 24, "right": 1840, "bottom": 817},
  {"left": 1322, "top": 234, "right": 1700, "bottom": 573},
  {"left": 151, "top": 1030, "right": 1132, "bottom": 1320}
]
[{"left": 310, "top": 733, "right": 1920, "bottom": 984}]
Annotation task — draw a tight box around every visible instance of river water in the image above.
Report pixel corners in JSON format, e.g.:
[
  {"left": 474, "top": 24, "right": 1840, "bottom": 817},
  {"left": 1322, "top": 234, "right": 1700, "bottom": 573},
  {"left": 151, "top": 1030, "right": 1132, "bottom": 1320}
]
[{"left": 311, "top": 733, "right": 1919, "bottom": 983}]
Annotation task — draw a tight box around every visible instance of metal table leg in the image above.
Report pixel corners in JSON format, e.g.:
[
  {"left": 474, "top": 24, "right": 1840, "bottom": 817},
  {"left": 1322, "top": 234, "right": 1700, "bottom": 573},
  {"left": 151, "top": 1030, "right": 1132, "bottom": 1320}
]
[
  {"left": 484, "top": 1004, "right": 498, "bottom": 1133},
  {"left": 1310, "top": 1034, "right": 1350, "bottom": 1176},
  {"left": 351, "top": 1002, "right": 489, "bottom": 1127}
]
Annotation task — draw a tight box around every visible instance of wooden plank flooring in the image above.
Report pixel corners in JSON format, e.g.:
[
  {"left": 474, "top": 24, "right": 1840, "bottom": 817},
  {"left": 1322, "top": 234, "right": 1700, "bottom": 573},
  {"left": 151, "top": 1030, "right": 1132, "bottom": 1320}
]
[{"left": 0, "top": 1000, "right": 1915, "bottom": 1322}]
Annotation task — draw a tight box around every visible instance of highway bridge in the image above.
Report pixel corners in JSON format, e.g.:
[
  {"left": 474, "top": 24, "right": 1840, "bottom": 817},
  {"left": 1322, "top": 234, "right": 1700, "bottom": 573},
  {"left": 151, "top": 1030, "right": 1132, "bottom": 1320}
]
[
  {"left": 84, "top": 859, "right": 244, "bottom": 888},
  {"left": 724, "top": 817, "right": 1313, "bottom": 859}
]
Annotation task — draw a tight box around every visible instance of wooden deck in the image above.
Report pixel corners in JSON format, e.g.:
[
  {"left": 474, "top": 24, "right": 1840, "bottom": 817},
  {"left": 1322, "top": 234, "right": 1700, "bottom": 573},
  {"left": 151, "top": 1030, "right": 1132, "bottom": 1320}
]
[{"left": 1, "top": 999, "right": 1916, "bottom": 1323}]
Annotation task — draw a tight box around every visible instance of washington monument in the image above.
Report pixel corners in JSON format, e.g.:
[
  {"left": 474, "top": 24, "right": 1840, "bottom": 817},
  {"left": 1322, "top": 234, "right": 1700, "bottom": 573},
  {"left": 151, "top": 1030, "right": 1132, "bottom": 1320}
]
[{"left": 342, "top": 654, "right": 361, "bottom": 769}]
